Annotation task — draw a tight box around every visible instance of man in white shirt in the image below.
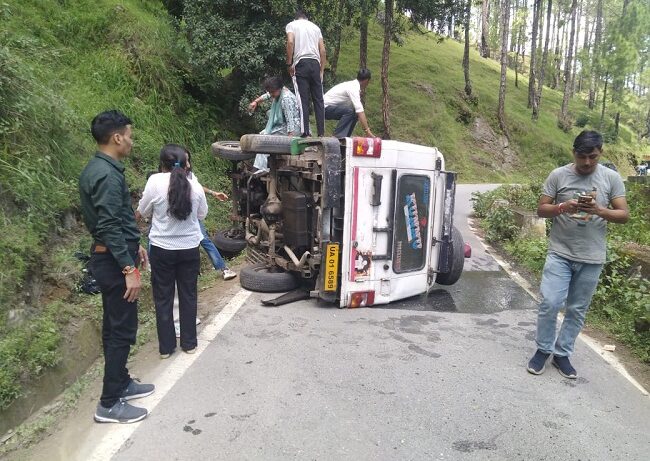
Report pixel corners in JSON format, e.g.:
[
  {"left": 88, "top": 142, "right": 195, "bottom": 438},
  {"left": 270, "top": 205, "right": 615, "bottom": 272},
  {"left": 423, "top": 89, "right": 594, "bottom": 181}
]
[
  {"left": 286, "top": 9, "right": 326, "bottom": 137},
  {"left": 324, "top": 69, "right": 375, "bottom": 138}
]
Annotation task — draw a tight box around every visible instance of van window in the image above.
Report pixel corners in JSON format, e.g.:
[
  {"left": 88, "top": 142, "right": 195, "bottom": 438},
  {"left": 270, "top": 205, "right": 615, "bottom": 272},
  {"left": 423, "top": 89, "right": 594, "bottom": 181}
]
[{"left": 392, "top": 174, "right": 431, "bottom": 273}]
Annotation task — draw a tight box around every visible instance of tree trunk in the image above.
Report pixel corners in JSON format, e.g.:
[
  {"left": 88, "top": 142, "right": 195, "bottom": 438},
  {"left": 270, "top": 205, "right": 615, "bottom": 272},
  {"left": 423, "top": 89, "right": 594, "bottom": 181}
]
[
  {"left": 360, "top": 17, "right": 368, "bottom": 70},
  {"left": 498, "top": 0, "right": 511, "bottom": 137},
  {"left": 515, "top": 0, "right": 526, "bottom": 89},
  {"left": 599, "top": 74, "right": 608, "bottom": 129},
  {"left": 463, "top": 0, "right": 473, "bottom": 96},
  {"left": 359, "top": 6, "right": 369, "bottom": 103},
  {"left": 614, "top": 111, "right": 620, "bottom": 139},
  {"left": 589, "top": 0, "right": 603, "bottom": 110},
  {"left": 579, "top": 14, "right": 592, "bottom": 93},
  {"left": 528, "top": 0, "right": 541, "bottom": 108},
  {"left": 570, "top": 0, "right": 582, "bottom": 96},
  {"left": 481, "top": 0, "right": 491, "bottom": 58},
  {"left": 551, "top": 8, "right": 562, "bottom": 89},
  {"left": 559, "top": 0, "right": 577, "bottom": 126},
  {"left": 533, "top": 0, "right": 552, "bottom": 120},
  {"left": 381, "top": 0, "right": 393, "bottom": 139},
  {"left": 329, "top": 0, "right": 347, "bottom": 79}
]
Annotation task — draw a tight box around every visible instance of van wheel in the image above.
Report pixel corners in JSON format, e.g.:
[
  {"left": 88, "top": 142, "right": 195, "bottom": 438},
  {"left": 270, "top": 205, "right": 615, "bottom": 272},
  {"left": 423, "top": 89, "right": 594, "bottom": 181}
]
[
  {"left": 212, "top": 141, "right": 256, "bottom": 161},
  {"left": 212, "top": 229, "right": 247, "bottom": 258},
  {"left": 436, "top": 226, "right": 465, "bottom": 286},
  {"left": 240, "top": 264, "right": 300, "bottom": 293},
  {"left": 239, "top": 134, "right": 294, "bottom": 155}
]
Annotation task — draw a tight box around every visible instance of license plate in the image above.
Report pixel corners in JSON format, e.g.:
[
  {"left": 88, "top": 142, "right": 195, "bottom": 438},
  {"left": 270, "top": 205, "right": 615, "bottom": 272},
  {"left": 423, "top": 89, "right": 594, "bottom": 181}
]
[{"left": 324, "top": 243, "right": 340, "bottom": 292}]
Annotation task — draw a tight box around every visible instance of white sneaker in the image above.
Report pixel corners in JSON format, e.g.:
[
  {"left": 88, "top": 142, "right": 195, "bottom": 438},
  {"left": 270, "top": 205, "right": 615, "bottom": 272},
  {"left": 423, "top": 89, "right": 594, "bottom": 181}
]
[{"left": 223, "top": 269, "right": 237, "bottom": 281}]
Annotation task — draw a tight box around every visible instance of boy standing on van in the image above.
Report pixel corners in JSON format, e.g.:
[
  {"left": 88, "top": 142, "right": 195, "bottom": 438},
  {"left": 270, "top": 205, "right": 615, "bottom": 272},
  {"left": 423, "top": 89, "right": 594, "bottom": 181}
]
[
  {"left": 527, "top": 130, "right": 628, "bottom": 379},
  {"left": 80, "top": 110, "right": 154, "bottom": 423}
]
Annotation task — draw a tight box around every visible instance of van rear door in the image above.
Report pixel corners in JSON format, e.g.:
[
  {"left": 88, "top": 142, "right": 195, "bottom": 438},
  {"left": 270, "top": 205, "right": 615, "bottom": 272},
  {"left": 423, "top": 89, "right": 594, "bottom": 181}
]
[{"left": 338, "top": 138, "right": 439, "bottom": 307}]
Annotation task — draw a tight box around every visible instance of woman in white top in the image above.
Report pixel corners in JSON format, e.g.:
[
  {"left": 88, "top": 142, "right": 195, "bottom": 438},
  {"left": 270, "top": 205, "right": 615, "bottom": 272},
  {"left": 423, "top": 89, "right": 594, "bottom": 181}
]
[{"left": 137, "top": 144, "right": 208, "bottom": 358}]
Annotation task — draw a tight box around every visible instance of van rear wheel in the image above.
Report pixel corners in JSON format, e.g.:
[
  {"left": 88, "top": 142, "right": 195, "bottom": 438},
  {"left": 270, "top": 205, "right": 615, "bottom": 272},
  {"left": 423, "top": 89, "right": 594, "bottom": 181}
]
[
  {"left": 436, "top": 226, "right": 465, "bottom": 286},
  {"left": 240, "top": 264, "right": 300, "bottom": 293}
]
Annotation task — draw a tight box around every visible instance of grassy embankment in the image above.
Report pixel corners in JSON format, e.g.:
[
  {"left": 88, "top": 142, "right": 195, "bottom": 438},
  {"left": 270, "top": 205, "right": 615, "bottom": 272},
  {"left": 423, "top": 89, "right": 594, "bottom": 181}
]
[
  {"left": 333, "top": 23, "right": 647, "bottom": 182},
  {"left": 0, "top": 0, "right": 233, "bottom": 412}
]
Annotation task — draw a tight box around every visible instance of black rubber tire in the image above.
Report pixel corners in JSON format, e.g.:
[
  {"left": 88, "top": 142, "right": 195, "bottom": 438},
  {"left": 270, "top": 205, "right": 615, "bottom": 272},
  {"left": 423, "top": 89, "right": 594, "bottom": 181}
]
[
  {"left": 212, "top": 229, "right": 247, "bottom": 258},
  {"left": 239, "top": 134, "right": 294, "bottom": 155},
  {"left": 240, "top": 264, "right": 299, "bottom": 293},
  {"left": 436, "top": 226, "right": 465, "bottom": 286},
  {"left": 212, "top": 141, "right": 256, "bottom": 161}
]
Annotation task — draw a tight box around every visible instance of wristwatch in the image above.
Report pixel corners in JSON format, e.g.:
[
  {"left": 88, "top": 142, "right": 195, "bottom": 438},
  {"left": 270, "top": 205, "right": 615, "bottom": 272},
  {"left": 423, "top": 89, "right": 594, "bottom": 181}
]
[{"left": 122, "top": 266, "right": 136, "bottom": 275}]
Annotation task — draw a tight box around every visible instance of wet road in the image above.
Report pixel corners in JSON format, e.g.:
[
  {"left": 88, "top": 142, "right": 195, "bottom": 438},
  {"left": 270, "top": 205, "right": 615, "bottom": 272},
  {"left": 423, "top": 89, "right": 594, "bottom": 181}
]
[{"left": 68, "top": 185, "right": 650, "bottom": 460}]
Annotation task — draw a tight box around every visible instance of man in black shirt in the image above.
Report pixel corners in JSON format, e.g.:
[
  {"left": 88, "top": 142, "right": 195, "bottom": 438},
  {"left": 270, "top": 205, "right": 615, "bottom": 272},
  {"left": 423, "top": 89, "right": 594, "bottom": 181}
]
[{"left": 79, "top": 110, "right": 154, "bottom": 423}]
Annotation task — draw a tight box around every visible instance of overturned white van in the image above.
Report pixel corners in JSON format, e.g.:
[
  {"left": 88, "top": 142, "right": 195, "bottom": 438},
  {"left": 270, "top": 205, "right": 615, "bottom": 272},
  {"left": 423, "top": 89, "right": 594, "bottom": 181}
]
[{"left": 212, "top": 135, "right": 467, "bottom": 308}]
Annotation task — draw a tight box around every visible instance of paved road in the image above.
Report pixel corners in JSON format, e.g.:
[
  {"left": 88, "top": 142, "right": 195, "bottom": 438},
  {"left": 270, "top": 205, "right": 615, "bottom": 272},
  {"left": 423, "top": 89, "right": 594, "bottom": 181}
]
[{"left": 91, "top": 185, "right": 650, "bottom": 460}]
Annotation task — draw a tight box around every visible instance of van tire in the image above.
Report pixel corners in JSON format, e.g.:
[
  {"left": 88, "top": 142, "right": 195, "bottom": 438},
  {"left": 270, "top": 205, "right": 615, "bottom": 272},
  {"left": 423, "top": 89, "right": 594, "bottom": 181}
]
[
  {"left": 212, "top": 229, "right": 247, "bottom": 258},
  {"left": 240, "top": 264, "right": 299, "bottom": 293},
  {"left": 239, "top": 134, "right": 293, "bottom": 155},
  {"left": 436, "top": 226, "right": 465, "bottom": 286},
  {"left": 212, "top": 141, "right": 256, "bottom": 161}
]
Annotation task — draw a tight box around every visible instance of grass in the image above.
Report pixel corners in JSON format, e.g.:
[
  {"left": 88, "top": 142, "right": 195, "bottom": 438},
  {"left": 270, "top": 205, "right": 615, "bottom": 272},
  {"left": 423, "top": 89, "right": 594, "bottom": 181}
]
[
  {"left": 0, "top": 0, "right": 234, "bottom": 319},
  {"left": 0, "top": 0, "right": 236, "bottom": 413}
]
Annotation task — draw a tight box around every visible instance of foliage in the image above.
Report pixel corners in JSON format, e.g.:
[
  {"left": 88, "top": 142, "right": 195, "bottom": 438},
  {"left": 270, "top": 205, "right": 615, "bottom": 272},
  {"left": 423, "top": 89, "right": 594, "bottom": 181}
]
[
  {"left": 607, "top": 183, "right": 650, "bottom": 246},
  {"left": 589, "top": 249, "right": 650, "bottom": 363},
  {"left": 483, "top": 206, "right": 519, "bottom": 242},
  {"left": 504, "top": 237, "right": 548, "bottom": 273},
  {"left": 0, "top": 309, "right": 61, "bottom": 410},
  {"left": 0, "top": 0, "right": 234, "bottom": 315},
  {"left": 471, "top": 184, "right": 541, "bottom": 218}
]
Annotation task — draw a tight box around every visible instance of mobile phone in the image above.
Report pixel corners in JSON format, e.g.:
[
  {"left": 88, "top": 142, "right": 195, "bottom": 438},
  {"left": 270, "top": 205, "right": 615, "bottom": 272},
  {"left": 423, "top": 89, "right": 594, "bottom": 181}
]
[{"left": 578, "top": 195, "right": 593, "bottom": 203}]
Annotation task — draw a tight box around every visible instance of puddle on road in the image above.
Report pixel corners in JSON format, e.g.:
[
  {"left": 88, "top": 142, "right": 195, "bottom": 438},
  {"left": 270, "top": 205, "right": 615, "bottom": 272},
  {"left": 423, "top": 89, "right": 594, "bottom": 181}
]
[{"left": 373, "top": 271, "right": 537, "bottom": 314}]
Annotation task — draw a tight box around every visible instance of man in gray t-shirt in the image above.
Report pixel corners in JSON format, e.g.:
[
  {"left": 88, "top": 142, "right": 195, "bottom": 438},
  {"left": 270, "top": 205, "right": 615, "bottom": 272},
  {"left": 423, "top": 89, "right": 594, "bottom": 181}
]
[{"left": 527, "top": 131, "right": 629, "bottom": 380}]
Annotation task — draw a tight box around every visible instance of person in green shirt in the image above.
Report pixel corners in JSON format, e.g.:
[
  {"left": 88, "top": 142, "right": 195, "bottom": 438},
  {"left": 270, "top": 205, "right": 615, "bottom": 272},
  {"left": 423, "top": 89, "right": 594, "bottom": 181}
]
[{"left": 79, "top": 110, "right": 154, "bottom": 424}]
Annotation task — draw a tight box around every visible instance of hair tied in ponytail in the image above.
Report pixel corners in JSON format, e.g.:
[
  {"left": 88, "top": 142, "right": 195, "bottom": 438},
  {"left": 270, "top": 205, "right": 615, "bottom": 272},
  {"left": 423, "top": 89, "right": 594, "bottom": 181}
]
[{"left": 160, "top": 143, "right": 192, "bottom": 221}]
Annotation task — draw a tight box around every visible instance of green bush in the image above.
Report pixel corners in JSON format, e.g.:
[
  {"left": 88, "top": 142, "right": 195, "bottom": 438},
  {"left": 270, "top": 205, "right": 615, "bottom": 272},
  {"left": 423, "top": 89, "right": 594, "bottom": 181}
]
[
  {"left": 0, "top": 310, "right": 61, "bottom": 410},
  {"left": 608, "top": 183, "right": 650, "bottom": 246},
  {"left": 471, "top": 184, "right": 541, "bottom": 218},
  {"left": 504, "top": 237, "right": 548, "bottom": 273},
  {"left": 484, "top": 206, "right": 519, "bottom": 242},
  {"left": 589, "top": 251, "right": 650, "bottom": 363},
  {"left": 472, "top": 184, "right": 543, "bottom": 242},
  {"left": 575, "top": 113, "right": 589, "bottom": 128}
]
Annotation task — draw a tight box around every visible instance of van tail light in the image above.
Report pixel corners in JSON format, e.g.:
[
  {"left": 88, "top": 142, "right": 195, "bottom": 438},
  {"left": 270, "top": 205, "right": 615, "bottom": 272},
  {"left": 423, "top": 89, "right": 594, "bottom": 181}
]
[
  {"left": 352, "top": 137, "right": 382, "bottom": 158},
  {"left": 464, "top": 243, "right": 472, "bottom": 258},
  {"left": 348, "top": 291, "right": 375, "bottom": 308}
]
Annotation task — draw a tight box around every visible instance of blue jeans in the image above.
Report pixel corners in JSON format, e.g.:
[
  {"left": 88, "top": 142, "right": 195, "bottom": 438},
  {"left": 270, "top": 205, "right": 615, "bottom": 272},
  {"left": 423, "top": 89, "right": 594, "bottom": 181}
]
[
  {"left": 199, "top": 221, "right": 226, "bottom": 271},
  {"left": 536, "top": 252, "right": 603, "bottom": 357},
  {"left": 325, "top": 105, "right": 358, "bottom": 138}
]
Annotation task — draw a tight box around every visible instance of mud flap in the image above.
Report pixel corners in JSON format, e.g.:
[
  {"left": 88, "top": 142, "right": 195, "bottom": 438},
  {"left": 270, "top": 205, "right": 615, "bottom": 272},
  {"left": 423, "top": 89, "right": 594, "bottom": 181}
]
[{"left": 261, "top": 288, "right": 311, "bottom": 306}]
